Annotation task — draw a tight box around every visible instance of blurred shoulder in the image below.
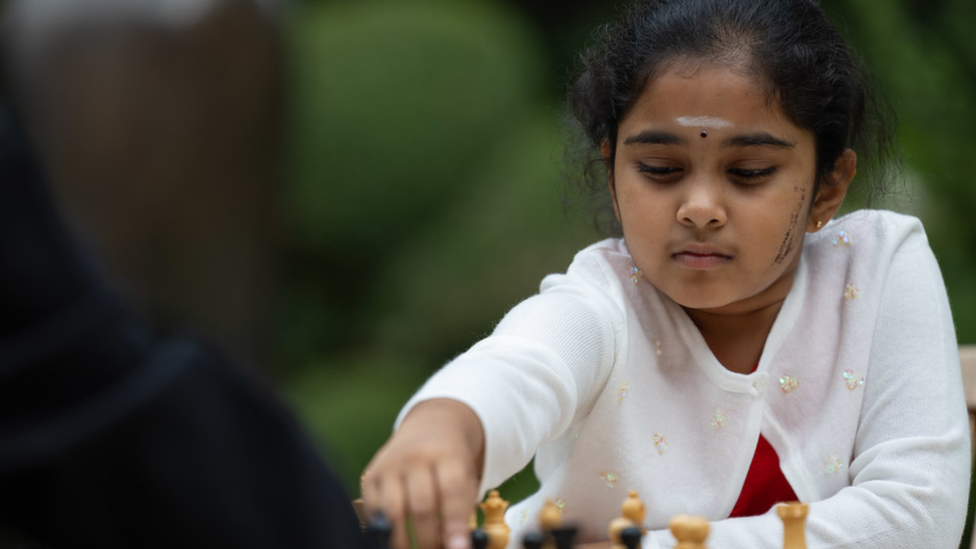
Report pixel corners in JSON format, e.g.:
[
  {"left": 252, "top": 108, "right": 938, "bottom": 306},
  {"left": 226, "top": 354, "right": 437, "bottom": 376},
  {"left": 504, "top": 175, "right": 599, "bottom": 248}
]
[
  {"left": 806, "top": 209, "right": 929, "bottom": 259},
  {"left": 540, "top": 238, "right": 633, "bottom": 293}
]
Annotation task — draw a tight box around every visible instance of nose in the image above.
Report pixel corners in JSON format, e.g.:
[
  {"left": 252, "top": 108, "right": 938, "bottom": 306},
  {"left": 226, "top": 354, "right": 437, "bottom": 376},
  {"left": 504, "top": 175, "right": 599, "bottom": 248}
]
[{"left": 676, "top": 176, "right": 726, "bottom": 229}]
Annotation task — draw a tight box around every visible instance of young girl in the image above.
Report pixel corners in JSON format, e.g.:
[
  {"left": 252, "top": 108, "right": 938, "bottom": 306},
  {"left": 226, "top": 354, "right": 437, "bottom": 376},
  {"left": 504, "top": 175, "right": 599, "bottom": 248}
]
[{"left": 361, "top": 1, "right": 971, "bottom": 548}]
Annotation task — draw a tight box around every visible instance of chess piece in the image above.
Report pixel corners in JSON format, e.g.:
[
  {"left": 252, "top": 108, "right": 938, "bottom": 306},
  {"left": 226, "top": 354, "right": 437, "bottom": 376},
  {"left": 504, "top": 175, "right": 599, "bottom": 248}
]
[
  {"left": 522, "top": 532, "right": 545, "bottom": 549},
  {"left": 537, "top": 498, "right": 563, "bottom": 549},
  {"left": 364, "top": 511, "right": 393, "bottom": 549},
  {"left": 609, "top": 515, "right": 638, "bottom": 549},
  {"left": 669, "top": 515, "right": 708, "bottom": 549},
  {"left": 609, "top": 490, "right": 647, "bottom": 548},
  {"left": 620, "top": 526, "right": 642, "bottom": 549},
  {"left": 621, "top": 490, "right": 646, "bottom": 527},
  {"left": 480, "top": 490, "right": 510, "bottom": 549},
  {"left": 472, "top": 528, "right": 490, "bottom": 549},
  {"left": 551, "top": 526, "right": 578, "bottom": 549},
  {"left": 777, "top": 502, "right": 809, "bottom": 549},
  {"left": 538, "top": 499, "right": 563, "bottom": 532}
]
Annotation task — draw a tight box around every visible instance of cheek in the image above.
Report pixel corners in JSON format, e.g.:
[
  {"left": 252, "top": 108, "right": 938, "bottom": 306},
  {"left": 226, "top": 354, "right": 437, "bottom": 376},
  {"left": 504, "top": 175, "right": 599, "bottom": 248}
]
[
  {"left": 616, "top": 179, "right": 653, "bottom": 222},
  {"left": 616, "top": 174, "right": 642, "bottom": 204},
  {"left": 770, "top": 185, "right": 810, "bottom": 266}
]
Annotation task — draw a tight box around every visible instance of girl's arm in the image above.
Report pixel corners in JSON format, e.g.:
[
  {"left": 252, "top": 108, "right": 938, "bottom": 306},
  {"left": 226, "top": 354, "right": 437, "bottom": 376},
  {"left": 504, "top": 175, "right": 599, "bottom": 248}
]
[{"left": 363, "top": 265, "right": 620, "bottom": 549}]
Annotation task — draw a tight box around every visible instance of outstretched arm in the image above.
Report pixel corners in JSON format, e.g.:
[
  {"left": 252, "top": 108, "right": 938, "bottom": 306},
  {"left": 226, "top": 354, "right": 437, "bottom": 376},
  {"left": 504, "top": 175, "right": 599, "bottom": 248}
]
[{"left": 362, "top": 261, "right": 620, "bottom": 549}]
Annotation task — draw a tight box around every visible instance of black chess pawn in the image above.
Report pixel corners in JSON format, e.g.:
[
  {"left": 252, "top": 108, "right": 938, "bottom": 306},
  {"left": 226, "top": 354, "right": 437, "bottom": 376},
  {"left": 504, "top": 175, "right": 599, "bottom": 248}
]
[
  {"left": 620, "top": 526, "right": 642, "bottom": 549},
  {"left": 550, "top": 526, "right": 578, "bottom": 549},
  {"left": 471, "top": 528, "right": 490, "bottom": 549},
  {"left": 365, "top": 511, "right": 392, "bottom": 549},
  {"left": 521, "top": 531, "right": 545, "bottom": 549}
]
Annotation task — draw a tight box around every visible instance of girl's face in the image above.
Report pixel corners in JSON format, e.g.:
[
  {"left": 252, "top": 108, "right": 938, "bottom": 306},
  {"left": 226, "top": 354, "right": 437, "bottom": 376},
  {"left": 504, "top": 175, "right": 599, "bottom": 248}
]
[{"left": 610, "top": 60, "right": 848, "bottom": 316}]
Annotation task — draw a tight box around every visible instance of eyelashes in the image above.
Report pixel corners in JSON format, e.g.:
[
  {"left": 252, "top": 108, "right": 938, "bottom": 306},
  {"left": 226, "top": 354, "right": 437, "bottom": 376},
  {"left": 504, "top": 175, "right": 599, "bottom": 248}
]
[
  {"left": 728, "top": 167, "right": 777, "bottom": 179},
  {"left": 636, "top": 164, "right": 682, "bottom": 183},
  {"left": 637, "top": 165, "right": 681, "bottom": 176},
  {"left": 636, "top": 163, "right": 778, "bottom": 184}
]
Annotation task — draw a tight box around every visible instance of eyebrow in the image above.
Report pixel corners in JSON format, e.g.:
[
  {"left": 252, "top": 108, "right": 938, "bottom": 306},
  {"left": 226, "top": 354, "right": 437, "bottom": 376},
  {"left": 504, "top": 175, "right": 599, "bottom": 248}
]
[
  {"left": 622, "top": 131, "right": 685, "bottom": 146},
  {"left": 723, "top": 132, "right": 795, "bottom": 148},
  {"left": 621, "top": 130, "right": 795, "bottom": 149}
]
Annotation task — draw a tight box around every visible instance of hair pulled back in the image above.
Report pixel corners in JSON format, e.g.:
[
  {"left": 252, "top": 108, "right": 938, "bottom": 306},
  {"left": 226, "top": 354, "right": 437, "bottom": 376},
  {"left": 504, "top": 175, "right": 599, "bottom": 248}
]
[{"left": 568, "top": 0, "right": 898, "bottom": 235}]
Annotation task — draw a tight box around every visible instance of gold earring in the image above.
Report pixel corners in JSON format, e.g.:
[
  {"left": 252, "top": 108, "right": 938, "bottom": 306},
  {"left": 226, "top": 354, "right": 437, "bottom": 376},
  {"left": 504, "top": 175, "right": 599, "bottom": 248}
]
[{"left": 816, "top": 220, "right": 823, "bottom": 229}]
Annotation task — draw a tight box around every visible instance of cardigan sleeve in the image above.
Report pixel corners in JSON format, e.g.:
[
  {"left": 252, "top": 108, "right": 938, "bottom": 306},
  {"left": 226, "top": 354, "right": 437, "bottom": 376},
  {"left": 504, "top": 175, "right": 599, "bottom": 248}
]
[
  {"left": 642, "top": 214, "right": 970, "bottom": 549},
  {"left": 396, "top": 263, "right": 621, "bottom": 496}
]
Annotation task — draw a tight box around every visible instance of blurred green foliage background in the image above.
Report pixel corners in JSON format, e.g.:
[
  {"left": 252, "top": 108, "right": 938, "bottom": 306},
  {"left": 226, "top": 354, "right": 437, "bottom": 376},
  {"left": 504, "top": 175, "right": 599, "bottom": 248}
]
[{"left": 276, "top": 0, "right": 976, "bottom": 502}]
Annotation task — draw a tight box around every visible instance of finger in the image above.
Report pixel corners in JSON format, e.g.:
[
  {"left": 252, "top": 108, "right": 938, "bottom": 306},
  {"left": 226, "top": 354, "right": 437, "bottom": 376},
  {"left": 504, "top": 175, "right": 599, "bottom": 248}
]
[
  {"left": 405, "top": 466, "right": 441, "bottom": 549},
  {"left": 376, "top": 473, "right": 411, "bottom": 549},
  {"left": 360, "top": 452, "right": 383, "bottom": 507},
  {"left": 437, "top": 458, "right": 476, "bottom": 549},
  {"left": 359, "top": 469, "right": 379, "bottom": 522}
]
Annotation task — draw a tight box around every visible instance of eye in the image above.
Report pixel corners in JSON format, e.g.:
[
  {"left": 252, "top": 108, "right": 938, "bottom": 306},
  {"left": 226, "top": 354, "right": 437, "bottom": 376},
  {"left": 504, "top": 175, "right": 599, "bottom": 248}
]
[
  {"left": 728, "top": 166, "right": 777, "bottom": 183},
  {"left": 637, "top": 163, "right": 683, "bottom": 182}
]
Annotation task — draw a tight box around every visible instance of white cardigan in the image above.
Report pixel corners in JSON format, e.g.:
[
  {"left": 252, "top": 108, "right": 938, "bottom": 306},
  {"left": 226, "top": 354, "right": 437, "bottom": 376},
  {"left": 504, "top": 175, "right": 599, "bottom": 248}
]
[{"left": 398, "top": 210, "right": 970, "bottom": 548}]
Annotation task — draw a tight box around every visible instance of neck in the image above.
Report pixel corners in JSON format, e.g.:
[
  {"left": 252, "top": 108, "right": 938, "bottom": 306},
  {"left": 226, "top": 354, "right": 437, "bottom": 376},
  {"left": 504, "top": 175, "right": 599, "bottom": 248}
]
[
  {"left": 683, "top": 298, "right": 786, "bottom": 374},
  {"left": 682, "top": 254, "right": 802, "bottom": 374}
]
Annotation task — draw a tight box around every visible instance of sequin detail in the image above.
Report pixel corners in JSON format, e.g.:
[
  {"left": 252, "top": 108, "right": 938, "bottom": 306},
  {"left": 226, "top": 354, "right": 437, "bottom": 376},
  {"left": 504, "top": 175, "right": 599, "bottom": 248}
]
[
  {"left": 653, "top": 339, "right": 663, "bottom": 356},
  {"left": 710, "top": 408, "right": 727, "bottom": 429},
  {"left": 843, "top": 283, "right": 859, "bottom": 300},
  {"left": 842, "top": 369, "right": 865, "bottom": 390},
  {"left": 573, "top": 432, "right": 579, "bottom": 440},
  {"left": 555, "top": 499, "right": 566, "bottom": 512},
  {"left": 824, "top": 454, "right": 843, "bottom": 474},
  {"left": 600, "top": 472, "right": 620, "bottom": 488},
  {"left": 628, "top": 267, "right": 644, "bottom": 285},
  {"left": 519, "top": 509, "right": 528, "bottom": 525},
  {"left": 832, "top": 230, "right": 854, "bottom": 248},
  {"left": 617, "top": 382, "right": 631, "bottom": 402},
  {"left": 779, "top": 375, "right": 799, "bottom": 393},
  {"left": 652, "top": 433, "right": 668, "bottom": 454}
]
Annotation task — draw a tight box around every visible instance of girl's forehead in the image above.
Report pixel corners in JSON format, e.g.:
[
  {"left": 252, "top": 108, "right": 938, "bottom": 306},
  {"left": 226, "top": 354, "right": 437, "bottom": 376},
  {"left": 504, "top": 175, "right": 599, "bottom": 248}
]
[
  {"left": 624, "top": 61, "right": 791, "bottom": 130},
  {"left": 674, "top": 116, "right": 732, "bottom": 129}
]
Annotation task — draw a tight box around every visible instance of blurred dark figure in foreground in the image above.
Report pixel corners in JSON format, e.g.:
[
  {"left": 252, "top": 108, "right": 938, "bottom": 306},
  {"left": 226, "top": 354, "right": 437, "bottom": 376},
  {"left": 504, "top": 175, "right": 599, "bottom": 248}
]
[
  {"left": 0, "top": 0, "right": 365, "bottom": 546},
  {"left": 0, "top": 99, "right": 365, "bottom": 549},
  {"left": 2, "top": 0, "right": 281, "bottom": 369}
]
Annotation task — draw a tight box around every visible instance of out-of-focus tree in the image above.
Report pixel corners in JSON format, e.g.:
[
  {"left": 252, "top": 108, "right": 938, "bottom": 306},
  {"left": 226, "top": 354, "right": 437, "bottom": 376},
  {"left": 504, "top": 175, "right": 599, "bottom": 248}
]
[
  {"left": 281, "top": 0, "right": 596, "bottom": 492},
  {"left": 282, "top": 0, "right": 596, "bottom": 367}
]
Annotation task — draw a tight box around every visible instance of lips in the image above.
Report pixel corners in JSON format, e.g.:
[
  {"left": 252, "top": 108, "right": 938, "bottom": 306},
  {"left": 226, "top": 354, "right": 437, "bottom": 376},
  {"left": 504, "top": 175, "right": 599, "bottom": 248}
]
[{"left": 672, "top": 244, "right": 731, "bottom": 269}]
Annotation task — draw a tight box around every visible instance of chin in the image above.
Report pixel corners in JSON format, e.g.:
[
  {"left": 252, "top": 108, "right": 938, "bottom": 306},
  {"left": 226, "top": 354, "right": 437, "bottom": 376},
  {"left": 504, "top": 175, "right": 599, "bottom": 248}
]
[{"left": 662, "top": 289, "right": 733, "bottom": 311}]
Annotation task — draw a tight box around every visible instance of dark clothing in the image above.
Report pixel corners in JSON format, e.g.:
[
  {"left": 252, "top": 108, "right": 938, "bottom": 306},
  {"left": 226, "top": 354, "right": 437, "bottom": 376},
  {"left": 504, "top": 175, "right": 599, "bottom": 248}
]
[{"left": 0, "top": 105, "right": 366, "bottom": 548}]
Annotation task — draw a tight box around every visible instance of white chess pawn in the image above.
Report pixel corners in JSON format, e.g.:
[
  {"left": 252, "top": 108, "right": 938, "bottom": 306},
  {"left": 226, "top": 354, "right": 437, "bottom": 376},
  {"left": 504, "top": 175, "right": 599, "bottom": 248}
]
[
  {"left": 480, "top": 490, "right": 510, "bottom": 549},
  {"left": 777, "top": 502, "right": 809, "bottom": 549},
  {"left": 669, "top": 515, "right": 708, "bottom": 549}
]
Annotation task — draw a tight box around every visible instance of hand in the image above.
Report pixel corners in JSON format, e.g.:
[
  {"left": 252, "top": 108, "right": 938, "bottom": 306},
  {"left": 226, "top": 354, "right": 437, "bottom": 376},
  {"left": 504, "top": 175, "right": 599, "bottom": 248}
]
[{"left": 361, "top": 399, "right": 485, "bottom": 549}]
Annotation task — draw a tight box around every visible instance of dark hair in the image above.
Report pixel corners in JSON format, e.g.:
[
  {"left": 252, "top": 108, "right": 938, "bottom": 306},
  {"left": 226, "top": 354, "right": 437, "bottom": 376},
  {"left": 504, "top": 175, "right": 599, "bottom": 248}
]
[{"left": 567, "top": 0, "right": 899, "bottom": 235}]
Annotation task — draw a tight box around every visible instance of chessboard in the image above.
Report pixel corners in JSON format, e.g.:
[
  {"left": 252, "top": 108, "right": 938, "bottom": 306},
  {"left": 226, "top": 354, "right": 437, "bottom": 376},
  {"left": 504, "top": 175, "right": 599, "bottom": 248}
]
[{"left": 357, "top": 489, "right": 809, "bottom": 549}]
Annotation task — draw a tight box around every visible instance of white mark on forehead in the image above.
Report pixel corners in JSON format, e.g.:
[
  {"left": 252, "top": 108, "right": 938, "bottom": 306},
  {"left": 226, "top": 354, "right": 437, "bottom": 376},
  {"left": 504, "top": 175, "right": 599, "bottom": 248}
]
[{"left": 675, "top": 116, "right": 733, "bottom": 128}]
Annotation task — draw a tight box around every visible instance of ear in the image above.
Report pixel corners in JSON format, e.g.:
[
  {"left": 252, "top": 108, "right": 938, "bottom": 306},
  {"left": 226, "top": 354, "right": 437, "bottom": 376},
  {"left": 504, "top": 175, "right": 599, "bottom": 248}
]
[
  {"left": 601, "top": 140, "right": 622, "bottom": 223},
  {"left": 808, "top": 149, "right": 856, "bottom": 232}
]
